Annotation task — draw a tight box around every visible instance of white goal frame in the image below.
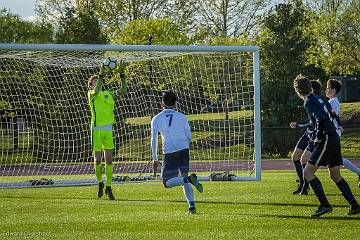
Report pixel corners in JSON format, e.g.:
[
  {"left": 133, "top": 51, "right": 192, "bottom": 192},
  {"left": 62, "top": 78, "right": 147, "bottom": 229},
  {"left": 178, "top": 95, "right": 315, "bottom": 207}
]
[{"left": 0, "top": 44, "right": 261, "bottom": 188}]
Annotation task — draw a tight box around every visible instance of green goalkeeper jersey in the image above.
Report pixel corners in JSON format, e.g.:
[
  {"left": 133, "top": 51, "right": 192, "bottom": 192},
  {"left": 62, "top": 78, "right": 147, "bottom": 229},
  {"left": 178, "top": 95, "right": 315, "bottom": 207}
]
[
  {"left": 88, "top": 66, "right": 128, "bottom": 128},
  {"left": 88, "top": 76, "right": 127, "bottom": 128},
  {"left": 88, "top": 89, "right": 115, "bottom": 128}
]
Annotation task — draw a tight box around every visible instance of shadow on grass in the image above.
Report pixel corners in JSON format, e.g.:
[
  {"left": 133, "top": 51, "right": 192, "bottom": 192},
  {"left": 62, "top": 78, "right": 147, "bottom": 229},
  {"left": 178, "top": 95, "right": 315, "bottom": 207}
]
[
  {"left": 0, "top": 195, "right": 358, "bottom": 208},
  {"left": 1, "top": 195, "right": 359, "bottom": 220},
  {"left": 239, "top": 213, "right": 360, "bottom": 221},
  {"left": 2, "top": 194, "right": 351, "bottom": 209}
]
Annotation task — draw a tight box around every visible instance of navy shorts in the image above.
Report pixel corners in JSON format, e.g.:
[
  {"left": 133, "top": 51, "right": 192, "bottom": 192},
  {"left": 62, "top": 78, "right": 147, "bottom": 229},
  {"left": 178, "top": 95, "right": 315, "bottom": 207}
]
[
  {"left": 295, "top": 132, "right": 315, "bottom": 152},
  {"left": 161, "top": 149, "right": 190, "bottom": 186},
  {"left": 308, "top": 134, "right": 343, "bottom": 168}
]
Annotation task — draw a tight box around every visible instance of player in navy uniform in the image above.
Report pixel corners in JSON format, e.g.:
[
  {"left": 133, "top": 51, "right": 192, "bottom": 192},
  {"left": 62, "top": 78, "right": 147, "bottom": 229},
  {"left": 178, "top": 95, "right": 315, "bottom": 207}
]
[
  {"left": 289, "top": 80, "right": 322, "bottom": 195},
  {"left": 151, "top": 90, "right": 203, "bottom": 214},
  {"left": 293, "top": 75, "right": 360, "bottom": 217}
]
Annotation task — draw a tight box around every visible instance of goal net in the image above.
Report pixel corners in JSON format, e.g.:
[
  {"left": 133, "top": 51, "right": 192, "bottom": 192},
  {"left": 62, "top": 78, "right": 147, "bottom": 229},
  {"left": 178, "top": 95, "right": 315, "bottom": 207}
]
[{"left": 0, "top": 44, "right": 261, "bottom": 188}]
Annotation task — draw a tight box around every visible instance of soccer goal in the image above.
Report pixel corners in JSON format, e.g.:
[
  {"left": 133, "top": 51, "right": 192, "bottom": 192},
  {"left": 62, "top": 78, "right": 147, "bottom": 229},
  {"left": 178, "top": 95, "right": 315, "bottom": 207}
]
[{"left": 0, "top": 44, "right": 261, "bottom": 188}]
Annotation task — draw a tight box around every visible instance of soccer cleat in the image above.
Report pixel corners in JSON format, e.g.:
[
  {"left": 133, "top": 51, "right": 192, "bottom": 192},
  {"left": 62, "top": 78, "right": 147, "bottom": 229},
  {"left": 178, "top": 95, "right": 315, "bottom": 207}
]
[
  {"left": 311, "top": 205, "right": 333, "bottom": 218},
  {"left": 105, "top": 186, "right": 115, "bottom": 200},
  {"left": 187, "top": 207, "right": 196, "bottom": 214},
  {"left": 188, "top": 173, "right": 203, "bottom": 193},
  {"left": 97, "top": 182, "right": 104, "bottom": 198},
  {"left": 348, "top": 206, "right": 360, "bottom": 215}
]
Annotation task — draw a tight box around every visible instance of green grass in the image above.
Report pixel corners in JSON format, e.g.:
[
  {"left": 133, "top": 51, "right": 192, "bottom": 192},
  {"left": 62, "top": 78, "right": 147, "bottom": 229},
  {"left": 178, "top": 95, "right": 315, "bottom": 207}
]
[
  {"left": 341, "top": 102, "right": 360, "bottom": 116},
  {"left": 341, "top": 127, "right": 360, "bottom": 158},
  {"left": 0, "top": 170, "right": 359, "bottom": 240}
]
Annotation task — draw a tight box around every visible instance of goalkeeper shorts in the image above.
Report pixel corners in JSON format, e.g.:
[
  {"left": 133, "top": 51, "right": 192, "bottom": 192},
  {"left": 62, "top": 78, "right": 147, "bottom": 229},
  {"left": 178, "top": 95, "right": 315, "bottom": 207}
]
[{"left": 92, "top": 130, "right": 114, "bottom": 152}]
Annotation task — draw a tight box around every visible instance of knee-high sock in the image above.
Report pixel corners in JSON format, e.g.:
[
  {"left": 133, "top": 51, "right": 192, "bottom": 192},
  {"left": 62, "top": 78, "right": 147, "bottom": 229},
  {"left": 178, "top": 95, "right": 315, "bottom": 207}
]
[
  {"left": 343, "top": 158, "right": 360, "bottom": 175},
  {"left": 293, "top": 160, "right": 304, "bottom": 186},
  {"left": 95, "top": 163, "right": 102, "bottom": 183},
  {"left": 302, "top": 164, "right": 308, "bottom": 189},
  {"left": 166, "top": 176, "right": 189, "bottom": 188},
  {"left": 336, "top": 178, "right": 360, "bottom": 208},
  {"left": 309, "top": 177, "right": 330, "bottom": 207},
  {"left": 105, "top": 164, "right": 113, "bottom": 187},
  {"left": 183, "top": 183, "right": 195, "bottom": 208}
]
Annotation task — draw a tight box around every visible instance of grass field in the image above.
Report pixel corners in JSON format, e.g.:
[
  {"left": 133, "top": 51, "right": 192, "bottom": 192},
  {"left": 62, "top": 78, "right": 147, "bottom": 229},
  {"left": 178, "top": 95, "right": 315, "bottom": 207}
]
[{"left": 0, "top": 170, "right": 359, "bottom": 240}]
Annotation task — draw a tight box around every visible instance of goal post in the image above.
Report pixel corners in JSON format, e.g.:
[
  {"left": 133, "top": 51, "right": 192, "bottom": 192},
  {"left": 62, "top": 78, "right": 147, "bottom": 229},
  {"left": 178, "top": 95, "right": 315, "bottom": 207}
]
[{"left": 0, "top": 44, "right": 261, "bottom": 188}]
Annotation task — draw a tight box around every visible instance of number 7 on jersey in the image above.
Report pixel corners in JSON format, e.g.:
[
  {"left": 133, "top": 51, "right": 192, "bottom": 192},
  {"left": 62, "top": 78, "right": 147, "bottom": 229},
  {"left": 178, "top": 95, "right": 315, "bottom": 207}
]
[{"left": 166, "top": 114, "right": 173, "bottom": 127}]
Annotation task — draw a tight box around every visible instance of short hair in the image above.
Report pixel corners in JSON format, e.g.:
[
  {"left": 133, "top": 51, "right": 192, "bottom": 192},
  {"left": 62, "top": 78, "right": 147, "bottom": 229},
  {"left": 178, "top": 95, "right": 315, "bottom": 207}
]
[
  {"left": 162, "top": 90, "right": 177, "bottom": 107},
  {"left": 311, "top": 79, "right": 322, "bottom": 96},
  {"left": 327, "top": 79, "right": 342, "bottom": 93},
  {"left": 88, "top": 75, "right": 98, "bottom": 89},
  {"left": 293, "top": 74, "right": 311, "bottom": 96}
]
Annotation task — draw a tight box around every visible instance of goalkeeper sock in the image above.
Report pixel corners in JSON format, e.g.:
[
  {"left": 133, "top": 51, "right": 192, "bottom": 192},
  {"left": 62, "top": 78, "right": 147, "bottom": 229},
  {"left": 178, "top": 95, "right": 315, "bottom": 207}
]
[
  {"left": 94, "top": 163, "right": 103, "bottom": 183},
  {"left": 105, "top": 164, "right": 113, "bottom": 187},
  {"left": 183, "top": 183, "right": 195, "bottom": 208},
  {"left": 166, "top": 176, "right": 189, "bottom": 188}
]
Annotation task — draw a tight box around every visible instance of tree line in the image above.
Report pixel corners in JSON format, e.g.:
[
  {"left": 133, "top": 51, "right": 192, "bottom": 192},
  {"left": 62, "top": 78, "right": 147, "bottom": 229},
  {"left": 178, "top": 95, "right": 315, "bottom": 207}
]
[{"left": 0, "top": 0, "right": 358, "bottom": 76}]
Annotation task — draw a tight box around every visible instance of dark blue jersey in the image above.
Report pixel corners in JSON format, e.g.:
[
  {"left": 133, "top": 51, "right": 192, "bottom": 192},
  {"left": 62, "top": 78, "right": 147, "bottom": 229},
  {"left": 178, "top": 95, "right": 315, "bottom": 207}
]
[
  {"left": 303, "top": 94, "right": 337, "bottom": 140},
  {"left": 315, "top": 95, "right": 342, "bottom": 128}
]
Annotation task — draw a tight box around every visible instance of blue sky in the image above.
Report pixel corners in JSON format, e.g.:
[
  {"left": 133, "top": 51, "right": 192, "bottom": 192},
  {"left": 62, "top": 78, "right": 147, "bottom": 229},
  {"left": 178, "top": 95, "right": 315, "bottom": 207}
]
[{"left": 0, "top": 0, "right": 36, "bottom": 19}]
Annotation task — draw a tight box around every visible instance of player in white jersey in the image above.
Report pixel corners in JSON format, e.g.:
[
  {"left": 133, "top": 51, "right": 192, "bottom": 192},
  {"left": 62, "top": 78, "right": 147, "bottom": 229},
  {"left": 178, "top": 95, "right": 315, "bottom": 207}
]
[
  {"left": 151, "top": 90, "right": 203, "bottom": 214},
  {"left": 326, "top": 79, "right": 360, "bottom": 188}
]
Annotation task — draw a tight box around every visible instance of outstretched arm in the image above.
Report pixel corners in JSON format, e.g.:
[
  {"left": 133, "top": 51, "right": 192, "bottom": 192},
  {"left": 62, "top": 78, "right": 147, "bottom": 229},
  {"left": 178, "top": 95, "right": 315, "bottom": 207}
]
[{"left": 114, "top": 60, "right": 128, "bottom": 98}]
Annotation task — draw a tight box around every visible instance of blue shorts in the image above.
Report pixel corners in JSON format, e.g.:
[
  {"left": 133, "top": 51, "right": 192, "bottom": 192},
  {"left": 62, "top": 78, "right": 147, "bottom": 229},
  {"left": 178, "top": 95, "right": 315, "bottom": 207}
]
[
  {"left": 309, "top": 134, "right": 342, "bottom": 168},
  {"left": 295, "top": 132, "right": 315, "bottom": 152},
  {"left": 161, "top": 149, "right": 190, "bottom": 187}
]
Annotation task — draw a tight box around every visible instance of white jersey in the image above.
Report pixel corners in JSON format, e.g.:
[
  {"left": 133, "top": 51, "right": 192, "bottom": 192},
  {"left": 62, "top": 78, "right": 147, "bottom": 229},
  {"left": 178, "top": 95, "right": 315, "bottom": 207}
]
[
  {"left": 329, "top": 97, "right": 341, "bottom": 136},
  {"left": 329, "top": 97, "right": 340, "bottom": 115},
  {"left": 151, "top": 108, "right": 191, "bottom": 161}
]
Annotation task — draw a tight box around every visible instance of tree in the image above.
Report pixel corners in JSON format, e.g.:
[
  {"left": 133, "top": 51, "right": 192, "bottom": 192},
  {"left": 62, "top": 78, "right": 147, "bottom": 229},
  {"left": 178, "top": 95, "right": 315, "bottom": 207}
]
[
  {"left": 113, "top": 18, "right": 190, "bottom": 45},
  {"left": 36, "top": 0, "right": 269, "bottom": 43},
  {"left": 305, "top": 0, "right": 359, "bottom": 75},
  {"left": 0, "top": 8, "right": 53, "bottom": 43},
  {"left": 335, "top": 1, "right": 360, "bottom": 74},
  {"left": 259, "top": 1, "right": 316, "bottom": 157},
  {"left": 37, "top": 0, "right": 186, "bottom": 41},
  {"left": 55, "top": 5, "right": 107, "bottom": 44},
  {"left": 193, "top": 0, "right": 269, "bottom": 39}
]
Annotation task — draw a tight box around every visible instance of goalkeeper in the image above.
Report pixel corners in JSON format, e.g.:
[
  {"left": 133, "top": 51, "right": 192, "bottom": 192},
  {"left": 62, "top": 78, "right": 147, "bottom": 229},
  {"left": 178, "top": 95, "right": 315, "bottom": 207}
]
[{"left": 88, "top": 61, "right": 127, "bottom": 200}]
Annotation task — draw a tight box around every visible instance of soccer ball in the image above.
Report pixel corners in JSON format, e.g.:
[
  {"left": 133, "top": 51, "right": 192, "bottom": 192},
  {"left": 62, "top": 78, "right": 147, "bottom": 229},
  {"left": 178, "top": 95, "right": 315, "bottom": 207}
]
[{"left": 102, "top": 57, "right": 118, "bottom": 71}]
